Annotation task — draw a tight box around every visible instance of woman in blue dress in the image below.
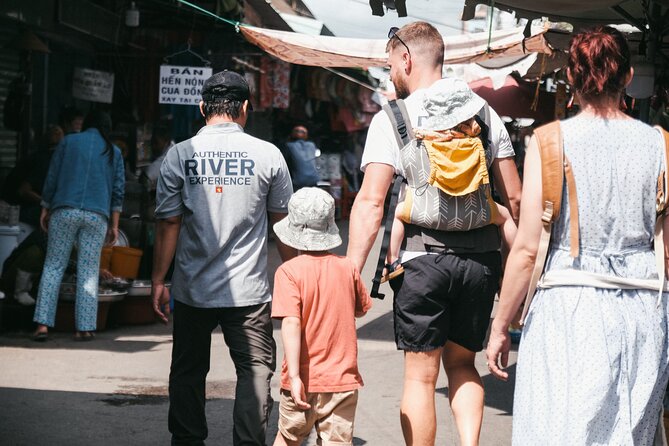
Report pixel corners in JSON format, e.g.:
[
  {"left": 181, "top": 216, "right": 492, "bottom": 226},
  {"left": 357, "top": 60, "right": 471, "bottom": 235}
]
[{"left": 487, "top": 26, "right": 669, "bottom": 445}]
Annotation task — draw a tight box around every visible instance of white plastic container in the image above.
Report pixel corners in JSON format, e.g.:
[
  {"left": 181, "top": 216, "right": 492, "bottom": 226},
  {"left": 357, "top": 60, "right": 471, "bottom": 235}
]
[{"left": 0, "top": 225, "right": 20, "bottom": 272}]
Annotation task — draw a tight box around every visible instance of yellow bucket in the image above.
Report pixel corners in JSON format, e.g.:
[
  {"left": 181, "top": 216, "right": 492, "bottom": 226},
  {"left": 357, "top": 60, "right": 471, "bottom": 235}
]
[{"left": 110, "top": 246, "right": 143, "bottom": 279}]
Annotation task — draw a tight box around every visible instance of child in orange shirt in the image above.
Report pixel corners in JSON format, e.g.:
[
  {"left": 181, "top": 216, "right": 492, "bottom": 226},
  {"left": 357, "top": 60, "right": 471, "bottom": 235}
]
[{"left": 271, "top": 187, "right": 372, "bottom": 446}]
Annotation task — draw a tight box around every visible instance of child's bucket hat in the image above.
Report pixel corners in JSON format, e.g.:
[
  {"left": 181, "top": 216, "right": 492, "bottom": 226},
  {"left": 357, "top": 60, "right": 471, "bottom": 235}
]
[{"left": 273, "top": 187, "right": 342, "bottom": 251}]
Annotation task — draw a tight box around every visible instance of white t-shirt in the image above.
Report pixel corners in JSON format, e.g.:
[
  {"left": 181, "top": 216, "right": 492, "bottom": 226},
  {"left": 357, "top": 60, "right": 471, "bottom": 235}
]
[{"left": 361, "top": 83, "right": 515, "bottom": 173}]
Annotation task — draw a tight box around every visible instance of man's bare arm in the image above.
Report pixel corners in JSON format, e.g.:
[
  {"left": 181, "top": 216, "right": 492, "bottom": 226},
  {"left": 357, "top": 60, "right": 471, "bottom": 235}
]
[
  {"left": 491, "top": 157, "right": 522, "bottom": 224},
  {"left": 269, "top": 212, "right": 298, "bottom": 262},
  {"left": 346, "top": 163, "right": 395, "bottom": 272},
  {"left": 151, "top": 215, "right": 182, "bottom": 322},
  {"left": 152, "top": 215, "right": 182, "bottom": 283}
]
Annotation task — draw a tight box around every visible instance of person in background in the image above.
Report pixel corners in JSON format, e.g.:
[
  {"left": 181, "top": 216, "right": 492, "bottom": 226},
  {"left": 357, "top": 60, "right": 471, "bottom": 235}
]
[
  {"left": 143, "top": 123, "right": 174, "bottom": 190},
  {"left": 271, "top": 187, "right": 372, "bottom": 446},
  {"left": 139, "top": 124, "right": 175, "bottom": 279},
  {"left": 0, "top": 230, "right": 48, "bottom": 306},
  {"left": 0, "top": 125, "right": 64, "bottom": 245},
  {"left": 486, "top": 26, "right": 669, "bottom": 445},
  {"left": 142, "top": 123, "right": 174, "bottom": 191},
  {"left": 18, "top": 125, "right": 64, "bottom": 230},
  {"left": 284, "top": 125, "right": 320, "bottom": 190},
  {"left": 32, "top": 110, "right": 125, "bottom": 342},
  {"left": 151, "top": 70, "right": 295, "bottom": 445},
  {"left": 1, "top": 125, "right": 65, "bottom": 305},
  {"left": 58, "top": 106, "right": 84, "bottom": 135}
]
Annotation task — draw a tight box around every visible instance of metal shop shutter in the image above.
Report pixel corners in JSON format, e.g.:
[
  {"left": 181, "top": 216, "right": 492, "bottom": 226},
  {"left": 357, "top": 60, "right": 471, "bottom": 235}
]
[{"left": 0, "top": 28, "right": 20, "bottom": 180}]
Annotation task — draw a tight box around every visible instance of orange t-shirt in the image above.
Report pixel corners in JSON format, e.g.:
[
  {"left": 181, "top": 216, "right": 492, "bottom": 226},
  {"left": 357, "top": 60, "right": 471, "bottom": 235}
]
[{"left": 271, "top": 253, "right": 372, "bottom": 393}]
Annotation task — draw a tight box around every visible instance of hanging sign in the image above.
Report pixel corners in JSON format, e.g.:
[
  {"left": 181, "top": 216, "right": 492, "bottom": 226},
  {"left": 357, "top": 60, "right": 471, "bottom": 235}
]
[
  {"left": 159, "top": 65, "right": 213, "bottom": 105},
  {"left": 72, "top": 68, "right": 115, "bottom": 103}
]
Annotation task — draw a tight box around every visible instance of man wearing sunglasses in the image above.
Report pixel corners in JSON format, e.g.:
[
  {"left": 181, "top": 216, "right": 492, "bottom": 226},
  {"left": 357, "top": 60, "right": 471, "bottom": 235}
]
[{"left": 347, "top": 22, "right": 521, "bottom": 446}]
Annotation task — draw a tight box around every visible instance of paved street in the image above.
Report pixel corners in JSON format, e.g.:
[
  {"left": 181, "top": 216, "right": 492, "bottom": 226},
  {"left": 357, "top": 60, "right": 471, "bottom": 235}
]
[{"left": 0, "top": 221, "right": 517, "bottom": 445}]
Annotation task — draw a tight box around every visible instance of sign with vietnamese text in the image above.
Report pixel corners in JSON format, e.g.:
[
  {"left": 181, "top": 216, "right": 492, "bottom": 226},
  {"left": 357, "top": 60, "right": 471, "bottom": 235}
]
[
  {"left": 159, "top": 65, "right": 212, "bottom": 105},
  {"left": 72, "top": 68, "right": 114, "bottom": 103}
]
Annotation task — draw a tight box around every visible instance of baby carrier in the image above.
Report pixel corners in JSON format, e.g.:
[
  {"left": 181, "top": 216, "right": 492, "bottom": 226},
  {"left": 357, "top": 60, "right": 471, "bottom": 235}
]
[{"left": 370, "top": 99, "right": 499, "bottom": 298}]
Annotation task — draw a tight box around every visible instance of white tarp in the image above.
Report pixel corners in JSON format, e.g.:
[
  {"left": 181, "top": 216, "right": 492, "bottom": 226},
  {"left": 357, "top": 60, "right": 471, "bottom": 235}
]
[{"left": 240, "top": 24, "right": 552, "bottom": 69}]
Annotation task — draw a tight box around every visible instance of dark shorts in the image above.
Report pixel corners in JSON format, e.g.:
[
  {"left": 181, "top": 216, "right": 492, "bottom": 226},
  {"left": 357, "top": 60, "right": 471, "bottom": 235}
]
[{"left": 389, "top": 252, "right": 501, "bottom": 353}]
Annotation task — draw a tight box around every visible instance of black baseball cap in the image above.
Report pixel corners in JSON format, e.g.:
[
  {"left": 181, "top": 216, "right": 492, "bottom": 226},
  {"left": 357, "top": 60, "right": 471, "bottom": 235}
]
[{"left": 201, "top": 70, "right": 251, "bottom": 104}]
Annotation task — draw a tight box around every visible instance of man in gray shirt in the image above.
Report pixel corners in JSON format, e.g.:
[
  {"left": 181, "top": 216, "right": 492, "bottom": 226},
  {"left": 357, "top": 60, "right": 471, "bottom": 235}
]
[{"left": 151, "top": 70, "right": 295, "bottom": 445}]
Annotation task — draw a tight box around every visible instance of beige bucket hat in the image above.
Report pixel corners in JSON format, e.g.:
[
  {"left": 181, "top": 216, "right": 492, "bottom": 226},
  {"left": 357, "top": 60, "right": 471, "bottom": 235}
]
[
  {"left": 273, "top": 187, "right": 342, "bottom": 251},
  {"left": 424, "top": 78, "right": 486, "bottom": 131}
]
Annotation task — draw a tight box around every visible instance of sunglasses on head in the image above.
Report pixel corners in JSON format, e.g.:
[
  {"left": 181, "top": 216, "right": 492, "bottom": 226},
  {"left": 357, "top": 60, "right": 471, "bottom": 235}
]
[{"left": 388, "top": 27, "right": 411, "bottom": 56}]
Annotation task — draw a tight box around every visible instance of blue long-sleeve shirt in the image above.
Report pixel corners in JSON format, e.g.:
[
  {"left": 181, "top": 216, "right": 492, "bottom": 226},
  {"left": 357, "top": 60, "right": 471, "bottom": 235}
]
[{"left": 41, "top": 128, "right": 125, "bottom": 218}]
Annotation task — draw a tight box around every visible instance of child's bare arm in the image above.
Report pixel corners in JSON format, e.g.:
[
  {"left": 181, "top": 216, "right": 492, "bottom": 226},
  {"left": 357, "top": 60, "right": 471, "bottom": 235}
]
[
  {"left": 354, "top": 271, "right": 373, "bottom": 318},
  {"left": 281, "top": 316, "right": 310, "bottom": 409}
]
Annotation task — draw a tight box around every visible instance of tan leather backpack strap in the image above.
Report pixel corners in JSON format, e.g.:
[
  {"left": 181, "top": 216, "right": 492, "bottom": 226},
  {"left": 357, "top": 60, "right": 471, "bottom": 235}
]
[
  {"left": 520, "top": 213, "right": 553, "bottom": 324},
  {"left": 536, "top": 121, "right": 564, "bottom": 221},
  {"left": 656, "top": 127, "right": 669, "bottom": 215},
  {"left": 520, "top": 121, "right": 564, "bottom": 324},
  {"left": 655, "top": 127, "right": 669, "bottom": 306},
  {"left": 564, "top": 157, "right": 579, "bottom": 258}
]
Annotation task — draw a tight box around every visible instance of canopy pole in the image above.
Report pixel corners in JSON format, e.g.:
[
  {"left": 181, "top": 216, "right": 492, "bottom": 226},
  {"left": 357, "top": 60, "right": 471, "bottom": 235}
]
[
  {"left": 610, "top": 5, "right": 646, "bottom": 31},
  {"left": 323, "top": 67, "right": 378, "bottom": 92},
  {"left": 486, "top": 1, "right": 496, "bottom": 53}
]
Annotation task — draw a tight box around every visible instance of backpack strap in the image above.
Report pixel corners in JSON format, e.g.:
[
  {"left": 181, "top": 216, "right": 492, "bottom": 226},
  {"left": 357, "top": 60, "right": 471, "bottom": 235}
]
[
  {"left": 395, "top": 99, "right": 414, "bottom": 141},
  {"left": 654, "top": 126, "right": 669, "bottom": 308},
  {"left": 474, "top": 103, "right": 500, "bottom": 202},
  {"left": 520, "top": 121, "right": 563, "bottom": 324},
  {"left": 474, "top": 103, "right": 492, "bottom": 156},
  {"left": 370, "top": 100, "right": 411, "bottom": 299},
  {"left": 656, "top": 126, "right": 669, "bottom": 215},
  {"left": 382, "top": 99, "right": 413, "bottom": 147}
]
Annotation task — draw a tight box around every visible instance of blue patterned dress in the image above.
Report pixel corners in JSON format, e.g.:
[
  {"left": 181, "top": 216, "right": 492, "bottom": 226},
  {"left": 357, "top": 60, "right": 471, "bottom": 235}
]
[{"left": 513, "top": 117, "right": 669, "bottom": 445}]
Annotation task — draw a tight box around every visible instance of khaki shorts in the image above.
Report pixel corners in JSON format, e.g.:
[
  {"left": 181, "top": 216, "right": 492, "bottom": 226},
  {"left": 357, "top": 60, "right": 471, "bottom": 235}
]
[{"left": 278, "top": 389, "right": 359, "bottom": 445}]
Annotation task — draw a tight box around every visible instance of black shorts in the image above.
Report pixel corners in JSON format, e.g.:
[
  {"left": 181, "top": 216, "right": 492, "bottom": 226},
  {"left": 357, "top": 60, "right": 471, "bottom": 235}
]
[{"left": 389, "top": 252, "right": 501, "bottom": 353}]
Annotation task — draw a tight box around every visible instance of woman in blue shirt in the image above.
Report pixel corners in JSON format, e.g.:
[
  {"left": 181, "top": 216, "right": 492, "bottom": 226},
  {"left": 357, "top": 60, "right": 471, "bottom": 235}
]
[{"left": 32, "top": 111, "right": 125, "bottom": 341}]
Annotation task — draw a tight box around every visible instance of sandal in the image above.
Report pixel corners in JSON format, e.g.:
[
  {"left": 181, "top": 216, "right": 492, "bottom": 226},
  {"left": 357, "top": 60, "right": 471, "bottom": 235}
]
[
  {"left": 32, "top": 331, "right": 48, "bottom": 342},
  {"left": 381, "top": 259, "right": 404, "bottom": 283},
  {"left": 74, "top": 331, "right": 96, "bottom": 342}
]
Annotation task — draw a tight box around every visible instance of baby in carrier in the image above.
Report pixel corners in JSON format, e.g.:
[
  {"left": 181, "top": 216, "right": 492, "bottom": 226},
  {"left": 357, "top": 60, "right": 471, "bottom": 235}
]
[{"left": 383, "top": 79, "right": 517, "bottom": 281}]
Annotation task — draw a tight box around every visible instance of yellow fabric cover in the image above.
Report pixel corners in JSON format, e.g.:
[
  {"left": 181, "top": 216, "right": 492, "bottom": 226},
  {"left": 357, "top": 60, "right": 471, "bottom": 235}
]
[
  {"left": 399, "top": 189, "right": 413, "bottom": 223},
  {"left": 425, "top": 137, "right": 489, "bottom": 196}
]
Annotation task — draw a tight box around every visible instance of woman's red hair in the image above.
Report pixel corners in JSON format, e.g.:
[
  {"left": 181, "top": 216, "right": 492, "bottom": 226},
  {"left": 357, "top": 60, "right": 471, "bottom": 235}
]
[{"left": 568, "top": 26, "right": 631, "bottom": 100}]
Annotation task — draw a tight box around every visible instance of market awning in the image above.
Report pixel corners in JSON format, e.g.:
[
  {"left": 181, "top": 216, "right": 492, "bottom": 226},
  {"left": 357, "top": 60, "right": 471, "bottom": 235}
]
[
  {"left": 461, "top": 0, "right": 668, "bottom": 29},
  {"left": 239, "top": 24, "right": 553, "bottom": 68},
  {"left": 470, "top": 76, "right": 556, "bottom": 122}
]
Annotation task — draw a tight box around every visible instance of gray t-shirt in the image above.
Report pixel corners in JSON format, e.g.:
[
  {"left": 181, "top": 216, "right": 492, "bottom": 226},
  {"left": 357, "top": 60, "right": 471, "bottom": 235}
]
[{"left": 155, "top": 122, "right": 292, "bottom": 308}]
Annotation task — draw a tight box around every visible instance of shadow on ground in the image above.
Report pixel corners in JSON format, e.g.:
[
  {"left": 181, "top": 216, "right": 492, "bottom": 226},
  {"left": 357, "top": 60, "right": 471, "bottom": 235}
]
[
  {"left": 0, "top": 386, "right": 264, "bottom": 446},
  {"left": 0, "top": 317, "right": 173, "bottom": 352},
  {"left": 356, "top": 309, "right": 395, "bottom": 343},
  {"left": 435, "top": 362, "right": 517, "bottom": 416},
  {"left": 0, "top": 387, "right": 369, "bottom": 446}
]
